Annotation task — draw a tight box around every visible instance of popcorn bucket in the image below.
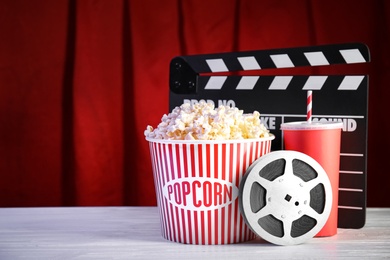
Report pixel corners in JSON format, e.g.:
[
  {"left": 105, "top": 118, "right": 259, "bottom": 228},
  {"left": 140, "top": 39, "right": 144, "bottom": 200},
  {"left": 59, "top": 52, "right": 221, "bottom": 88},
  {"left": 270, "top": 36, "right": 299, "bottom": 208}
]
[{"left": 146, "top": 136, "right": 274, "bottom": 245}]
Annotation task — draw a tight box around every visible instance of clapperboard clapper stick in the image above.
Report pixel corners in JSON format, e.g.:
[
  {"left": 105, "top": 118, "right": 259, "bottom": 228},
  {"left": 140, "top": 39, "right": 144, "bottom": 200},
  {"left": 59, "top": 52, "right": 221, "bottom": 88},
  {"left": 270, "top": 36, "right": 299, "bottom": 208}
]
[{"left": 169, "top": 43, "right": 370, "bottom": 229}]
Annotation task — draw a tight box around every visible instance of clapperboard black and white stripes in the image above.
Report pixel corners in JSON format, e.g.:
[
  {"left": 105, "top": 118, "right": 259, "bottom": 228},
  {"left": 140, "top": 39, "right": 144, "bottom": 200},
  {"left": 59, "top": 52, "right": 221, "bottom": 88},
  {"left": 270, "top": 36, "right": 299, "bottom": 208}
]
[{"left": 169, "top": 43, "right": 370, "bottom": 229}]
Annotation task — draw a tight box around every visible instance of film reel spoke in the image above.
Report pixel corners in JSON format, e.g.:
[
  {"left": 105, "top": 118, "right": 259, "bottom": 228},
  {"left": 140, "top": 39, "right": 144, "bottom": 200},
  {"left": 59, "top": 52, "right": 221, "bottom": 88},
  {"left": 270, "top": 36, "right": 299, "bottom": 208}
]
[
  {"left": 283, "top": 157, "right": 295, "bottom": 178},
  {"left": 282, "top": 219, "right": 293, "bottom": 239},
  {"left": 304, "top": 206, "right": 322, "bottom": 220},
  {"left": 304, "top": 178, "right": 322, "bottom": 192},
  {"left": 253, "top": 175, "right": 272, "bottom": 191},
  {"left": 253, "top": 205, "right": 272, "bottom": 220}
]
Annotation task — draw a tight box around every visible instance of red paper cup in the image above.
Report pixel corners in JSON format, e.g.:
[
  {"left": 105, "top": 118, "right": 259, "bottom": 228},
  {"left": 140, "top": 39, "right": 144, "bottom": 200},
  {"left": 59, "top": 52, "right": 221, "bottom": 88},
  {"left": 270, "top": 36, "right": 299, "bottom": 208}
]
[
  {"left": 280, "top": 121, "right": 343, "bottom": 237},
  {"left": 146, "top": 136, "right": 274, "bottom": 244}
]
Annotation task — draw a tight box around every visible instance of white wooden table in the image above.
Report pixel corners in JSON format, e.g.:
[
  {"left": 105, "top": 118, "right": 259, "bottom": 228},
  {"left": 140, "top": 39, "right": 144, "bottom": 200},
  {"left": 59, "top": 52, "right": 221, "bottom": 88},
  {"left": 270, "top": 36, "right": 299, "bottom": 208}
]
[{"left": 0, "top": 207, "right": 389, "bottom": 259}]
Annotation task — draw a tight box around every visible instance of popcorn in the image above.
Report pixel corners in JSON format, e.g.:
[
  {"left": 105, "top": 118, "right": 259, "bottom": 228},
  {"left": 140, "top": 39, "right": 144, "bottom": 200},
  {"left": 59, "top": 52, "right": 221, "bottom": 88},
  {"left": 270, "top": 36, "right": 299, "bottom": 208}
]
[{"left": 144, "top": 101, "right": 270, "bottom": 140}]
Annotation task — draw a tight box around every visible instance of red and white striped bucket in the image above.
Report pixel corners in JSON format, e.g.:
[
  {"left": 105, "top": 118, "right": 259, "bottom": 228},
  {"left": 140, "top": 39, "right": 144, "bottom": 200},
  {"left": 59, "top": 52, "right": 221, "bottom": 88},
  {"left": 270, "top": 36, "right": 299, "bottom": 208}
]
[{"left": 146, "top": 136, "right": 274, "bottom": 245}]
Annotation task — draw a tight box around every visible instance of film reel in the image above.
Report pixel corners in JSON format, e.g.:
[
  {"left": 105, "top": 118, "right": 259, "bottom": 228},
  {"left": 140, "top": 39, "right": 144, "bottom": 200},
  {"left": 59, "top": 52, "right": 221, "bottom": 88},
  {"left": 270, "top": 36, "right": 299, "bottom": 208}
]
[{"left": 239, "top": 150, "right": 332, "bottom": 246}]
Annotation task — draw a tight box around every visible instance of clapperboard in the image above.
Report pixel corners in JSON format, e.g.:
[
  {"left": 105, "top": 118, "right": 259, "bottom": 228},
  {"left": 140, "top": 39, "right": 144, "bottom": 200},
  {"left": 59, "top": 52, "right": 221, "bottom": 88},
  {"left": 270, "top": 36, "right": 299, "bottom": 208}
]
[{"left": 169, "top": 43, "right": 370, "bottom": 229}]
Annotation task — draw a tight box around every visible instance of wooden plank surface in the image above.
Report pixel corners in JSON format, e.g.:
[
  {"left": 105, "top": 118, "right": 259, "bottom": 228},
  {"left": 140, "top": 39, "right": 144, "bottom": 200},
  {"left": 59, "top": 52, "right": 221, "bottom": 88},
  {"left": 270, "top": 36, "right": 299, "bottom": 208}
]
[{"left": 0, "top": 207, "right": 389, "bottom": 259}]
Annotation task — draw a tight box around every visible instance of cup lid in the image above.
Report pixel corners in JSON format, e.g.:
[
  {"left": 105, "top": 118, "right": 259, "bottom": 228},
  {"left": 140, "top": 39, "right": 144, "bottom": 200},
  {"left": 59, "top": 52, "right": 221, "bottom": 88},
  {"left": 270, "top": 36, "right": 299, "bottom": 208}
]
[{"left": 280, "top": 121, "right": 343, "bottom": 130}]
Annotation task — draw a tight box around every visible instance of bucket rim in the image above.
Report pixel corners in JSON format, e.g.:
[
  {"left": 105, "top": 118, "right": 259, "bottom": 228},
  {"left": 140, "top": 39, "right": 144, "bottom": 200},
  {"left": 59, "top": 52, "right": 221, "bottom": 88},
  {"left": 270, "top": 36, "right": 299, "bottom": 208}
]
[{"left": 146, "top": 134, "right": 275, "bottom": 144}]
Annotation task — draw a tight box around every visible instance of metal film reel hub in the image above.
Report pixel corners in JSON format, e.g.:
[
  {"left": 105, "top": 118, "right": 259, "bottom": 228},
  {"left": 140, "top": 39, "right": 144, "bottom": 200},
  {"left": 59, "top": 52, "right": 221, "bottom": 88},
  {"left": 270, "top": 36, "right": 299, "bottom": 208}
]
[{"left": 239, "top": 150, "right": 332, "bottom": 246}]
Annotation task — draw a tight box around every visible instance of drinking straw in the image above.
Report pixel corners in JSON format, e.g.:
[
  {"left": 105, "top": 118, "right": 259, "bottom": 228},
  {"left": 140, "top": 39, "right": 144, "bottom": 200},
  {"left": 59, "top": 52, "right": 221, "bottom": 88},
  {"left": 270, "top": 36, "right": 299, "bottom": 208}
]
[{"left": 307, "top": 90, "right": 312, "bottom": 123}]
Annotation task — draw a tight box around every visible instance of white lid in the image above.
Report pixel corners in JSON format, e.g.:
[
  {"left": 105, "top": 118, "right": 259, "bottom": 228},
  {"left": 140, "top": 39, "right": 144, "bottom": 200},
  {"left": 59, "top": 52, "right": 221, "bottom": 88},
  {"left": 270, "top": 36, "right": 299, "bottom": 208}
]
[{"left": 280, "top": 121, "right": 343, "bottom": 130}]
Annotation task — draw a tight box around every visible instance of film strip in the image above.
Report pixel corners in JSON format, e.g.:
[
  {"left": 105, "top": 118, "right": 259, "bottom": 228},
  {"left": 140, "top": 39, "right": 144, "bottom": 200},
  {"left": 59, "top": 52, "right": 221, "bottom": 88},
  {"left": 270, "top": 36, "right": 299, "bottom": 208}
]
[{"left": 169, "top": 43, "right": 370, "bottom": 229}]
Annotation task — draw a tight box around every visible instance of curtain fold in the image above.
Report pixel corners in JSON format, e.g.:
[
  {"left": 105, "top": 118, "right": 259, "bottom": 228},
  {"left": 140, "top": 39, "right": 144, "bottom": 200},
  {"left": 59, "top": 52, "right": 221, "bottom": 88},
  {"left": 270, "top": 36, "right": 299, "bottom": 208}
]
[
  {"left": 0, "top": 0, "right": 389, "bottom": 207},
  {"left": 62, "top": 0, "right": 77, "bottom": 206}
]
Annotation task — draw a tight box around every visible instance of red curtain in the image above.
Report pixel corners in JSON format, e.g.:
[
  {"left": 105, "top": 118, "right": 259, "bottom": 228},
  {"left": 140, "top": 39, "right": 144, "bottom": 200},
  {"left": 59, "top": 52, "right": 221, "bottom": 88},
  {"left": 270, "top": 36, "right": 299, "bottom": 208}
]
[{"left": 0, "top": 0, "right": 389, "bottom": 207}]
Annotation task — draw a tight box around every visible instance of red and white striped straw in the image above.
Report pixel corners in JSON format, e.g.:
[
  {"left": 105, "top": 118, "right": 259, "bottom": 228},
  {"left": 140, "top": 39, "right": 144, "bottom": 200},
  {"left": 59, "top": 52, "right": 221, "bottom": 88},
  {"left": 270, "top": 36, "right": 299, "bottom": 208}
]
[{"left": 307, "top": 90, "right": 312, "bottom": 123}]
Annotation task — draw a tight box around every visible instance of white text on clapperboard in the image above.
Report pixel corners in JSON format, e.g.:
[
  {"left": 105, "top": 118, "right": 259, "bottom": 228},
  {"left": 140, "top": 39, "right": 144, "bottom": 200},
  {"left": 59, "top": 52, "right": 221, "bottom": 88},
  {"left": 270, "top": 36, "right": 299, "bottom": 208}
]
[{"left": 183, "top": 99, "right": 358, "bottom": 133}]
